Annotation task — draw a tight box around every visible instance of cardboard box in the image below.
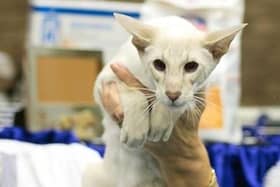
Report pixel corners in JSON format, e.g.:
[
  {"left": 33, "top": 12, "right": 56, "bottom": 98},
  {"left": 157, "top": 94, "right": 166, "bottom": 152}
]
[{"left": 27, "top": 48, "right": 102, "bottom": 131}]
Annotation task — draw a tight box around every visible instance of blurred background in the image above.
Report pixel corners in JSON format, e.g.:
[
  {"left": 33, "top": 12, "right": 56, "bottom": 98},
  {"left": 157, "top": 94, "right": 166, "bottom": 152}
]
[
  {"left": 0, "top": 0, "right": 280, "bottom": 187},
  {"left": 1, "top": 0, "right": 279, "bottom": 105}
]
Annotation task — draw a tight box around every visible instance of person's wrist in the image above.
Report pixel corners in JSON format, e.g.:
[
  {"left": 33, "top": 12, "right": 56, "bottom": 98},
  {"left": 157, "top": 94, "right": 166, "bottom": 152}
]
[
  {"left": 158, "top": 138, "right": 213, "bottom": 187},
  {"left": 159, "top": 137, "right": 208, "bottom": 166}
]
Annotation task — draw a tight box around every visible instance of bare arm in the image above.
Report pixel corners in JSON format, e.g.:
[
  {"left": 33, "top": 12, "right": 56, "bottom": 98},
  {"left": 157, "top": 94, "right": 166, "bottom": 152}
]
[{"left": 101, "top": 63, "right": 218, "bottom": 187}]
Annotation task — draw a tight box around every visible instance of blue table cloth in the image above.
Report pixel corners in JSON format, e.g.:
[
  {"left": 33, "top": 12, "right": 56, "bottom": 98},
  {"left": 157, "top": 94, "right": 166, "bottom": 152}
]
[
  {"left": 206, "top": 143, "right": 280, "bottom": 187},
  {"left": 1, "top": 127, "right": 279, "bottom": 187},
  {"left": 0, "top": 127, "right": 105, "bottom": 156}
]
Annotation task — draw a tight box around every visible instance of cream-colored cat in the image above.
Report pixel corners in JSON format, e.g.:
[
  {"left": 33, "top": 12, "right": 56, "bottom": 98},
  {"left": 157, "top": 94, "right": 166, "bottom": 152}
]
[{"left": 83, "top": 14, "right": 246, "bottom": 187}]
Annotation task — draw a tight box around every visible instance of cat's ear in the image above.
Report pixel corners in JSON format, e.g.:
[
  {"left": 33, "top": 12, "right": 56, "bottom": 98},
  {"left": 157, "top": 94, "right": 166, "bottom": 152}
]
[
  {"left": 114, "top": 13, "right": 155, "bottom": 50},
  {"left": 204, "top": 24, "right": 247, "bottom": 59}
]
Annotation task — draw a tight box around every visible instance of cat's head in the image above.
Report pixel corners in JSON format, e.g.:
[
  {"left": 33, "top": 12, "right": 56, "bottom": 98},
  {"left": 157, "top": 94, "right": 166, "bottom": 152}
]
[{"left": 115, "top": 13, "right": 246, "bottom": 110}]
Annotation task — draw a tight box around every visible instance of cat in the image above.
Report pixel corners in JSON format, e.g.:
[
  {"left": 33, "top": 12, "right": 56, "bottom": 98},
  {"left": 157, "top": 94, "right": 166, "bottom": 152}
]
[{"left": 82, "top": 13, "right": 246, "bottom": 187}]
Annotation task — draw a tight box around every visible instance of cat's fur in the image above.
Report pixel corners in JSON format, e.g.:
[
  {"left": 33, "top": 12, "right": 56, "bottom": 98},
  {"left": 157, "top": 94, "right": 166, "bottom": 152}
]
[{"left": 82, "top": 14, "right": 246, "bottom": 187}]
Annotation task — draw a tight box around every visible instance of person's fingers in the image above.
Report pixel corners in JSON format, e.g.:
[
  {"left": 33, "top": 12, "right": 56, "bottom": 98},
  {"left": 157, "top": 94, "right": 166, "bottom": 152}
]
[
  {"left": 108, "top": 82, "right": 124, "bottom": 123},
  {"left": 111, "top": 63, "right": 143, "bottom": 88},
  {"left": 100, "top": 81, "right": 108, "bottom": 107},
  {"left": 101, "top": 81, "right": 113, "bottom": 109},
  {"left": 113, "top": 106, "right": 124, "bottom": 124},
  {"left": 111, "top": 63, "right": 154, "bottom": 97},
  {"left": 100, "top": 81, "right": 124, "bottom": 123}
]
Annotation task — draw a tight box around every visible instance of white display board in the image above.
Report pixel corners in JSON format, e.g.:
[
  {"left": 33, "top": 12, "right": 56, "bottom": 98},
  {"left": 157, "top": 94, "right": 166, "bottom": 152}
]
[{"left": 29, "top": 0, "right": 142, "bottom": 62}]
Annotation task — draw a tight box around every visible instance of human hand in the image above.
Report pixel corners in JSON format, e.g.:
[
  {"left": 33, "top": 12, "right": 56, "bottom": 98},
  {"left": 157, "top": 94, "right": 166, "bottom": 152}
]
[{"left": 99, "top": 80, "right": 123, "bottom": 124}]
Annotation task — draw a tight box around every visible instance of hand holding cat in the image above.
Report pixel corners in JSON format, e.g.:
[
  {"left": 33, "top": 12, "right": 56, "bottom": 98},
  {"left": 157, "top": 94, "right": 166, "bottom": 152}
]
[
  {"left": 100, "top": 63, "right": 156, "bottom": 124},
  {"left": 111, "top": 63, "right": 176, "bottom": 144},
  {"left": 107, "top": 63, "right": 203, "bottom": 148},
  {"left": 93, "top": 13, "right": 245, "bottom": 186},
  {"left": 100, "top": 63, "right": 217, "bottom": 187}
]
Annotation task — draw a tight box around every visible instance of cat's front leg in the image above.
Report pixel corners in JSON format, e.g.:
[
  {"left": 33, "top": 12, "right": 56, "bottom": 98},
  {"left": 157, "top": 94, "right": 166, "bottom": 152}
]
[
  {"left": 120, "top": 87, "right": 150, "bottom": 148},
  {"left": 148, "top": 103, "right": 176, "bottom": 142}
]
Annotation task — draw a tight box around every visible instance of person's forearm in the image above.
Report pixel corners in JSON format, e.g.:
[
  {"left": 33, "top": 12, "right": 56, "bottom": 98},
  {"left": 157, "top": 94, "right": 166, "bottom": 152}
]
[
  {"left": 160, "top": 140, "right": 212, "bottom": 187},
  {"left": 158, "top": 136, "right": 212, "bottom": 187},
  {"left": 145, "top": 108, "right": 214, "bottom": 187}
]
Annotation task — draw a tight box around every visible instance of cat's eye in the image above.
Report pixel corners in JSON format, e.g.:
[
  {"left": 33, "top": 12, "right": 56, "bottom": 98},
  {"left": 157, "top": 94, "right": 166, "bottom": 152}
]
[
  {"left": 184, "top": 61, "right": 199, "bottom": 73},
  {"left": 153, "top": 59, "right": 166, "bottom": 72}
]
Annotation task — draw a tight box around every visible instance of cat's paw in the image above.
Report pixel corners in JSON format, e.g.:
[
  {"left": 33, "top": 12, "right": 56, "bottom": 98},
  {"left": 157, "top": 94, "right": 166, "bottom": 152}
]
[
  {"left": 120, "top": 114, "right": 149, "bottom": 148},
  {"left": 148, "top": 121, "right": 174, "bottom": 143},
  {"left": 148, "top": 103, "right": 175, "bottom": 142}
]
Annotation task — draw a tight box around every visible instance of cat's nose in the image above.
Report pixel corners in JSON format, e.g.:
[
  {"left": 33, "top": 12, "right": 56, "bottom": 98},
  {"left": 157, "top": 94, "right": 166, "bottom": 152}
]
[{"left": 165, "top": 91, "right": 181, "bottom": 102}]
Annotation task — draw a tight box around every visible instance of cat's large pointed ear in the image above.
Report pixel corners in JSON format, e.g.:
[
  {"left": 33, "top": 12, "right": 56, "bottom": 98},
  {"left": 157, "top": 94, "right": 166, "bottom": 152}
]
[
  {"left": 114, "top": 13, "right": 155, "bottom": 50},
  {"left": 204, "top": 24, "right": 247, "bottom": 59}
]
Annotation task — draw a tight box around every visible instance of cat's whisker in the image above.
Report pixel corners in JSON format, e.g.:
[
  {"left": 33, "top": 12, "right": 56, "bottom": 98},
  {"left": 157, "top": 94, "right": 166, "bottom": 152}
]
[
  {"left": 180, "top": 95, "right": 205, "bottom": 107},
  {"left": 194, "top": 91, "right": 216, "bottom": 98},
  {"left": 126, "top": 86, "right": 157, "bottom": 101},
  {"left": 132, "top": 100, "right": 157, "bottom": 131},
  {"left": 193, "top": 96, "right": 222, "bottom": 114},
  {"left": 190, "top": 108, "right": 197, "bottom": 124},
  {"left": 193, "top": 96, "right": 210, "bottom": 109},
  {"left": 178, "top": 95, "right": 205, "bottom": 124},
  {"left": 194, "top": 87, "right": 222, "bottom": 100},
  {"left": 134, "top": 99, "right": 160, "bottom": 131},
  {"left": 196, "top": 97, "right": 221, "bottom": 111},
  {"left": 167, "top": 108, "right": 173, "bottom": 138},
  {"left": 193, "top": 95, "right": 205, "bottom": 102},
  {"left": 190, "top": 110, "right": 195, "bottom": 125},
  {"left": 193, "top": 105, "right": 202, "bottom": 122},
  {"left": 127, "top": 86, "right": 156, "bottom": 93},
  {"left": 127, "top": 86, "right": 156, "bottom": 92},
  {"left": 186, "top": 108, "right": 190, "bottom": 122},
  {"left": 141, "top": 103, "right": 154, "bottom": 117},
  {"left": 195, "top": 105, "right": 202, "bottom": 119},
  {"left": 187, "top": 103, "right": 193, "bottom": 121},
  {"left": 141, "top": 98, "right": 158, "bottom": 117},
  {"left": 194, "top": 91, "right": 207, "bottom": 94},
  {"left": 193, "top": 99, "right": 206, "bottom": 111},
  {"left": 144, "top": 95, "right": 157, "bottom": 100},
  {"left": 193, "top": 96, "right": 206, "bottom": 106},
  {"left": 123, "top": 95, "right": 157, "bottom": 119}
]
